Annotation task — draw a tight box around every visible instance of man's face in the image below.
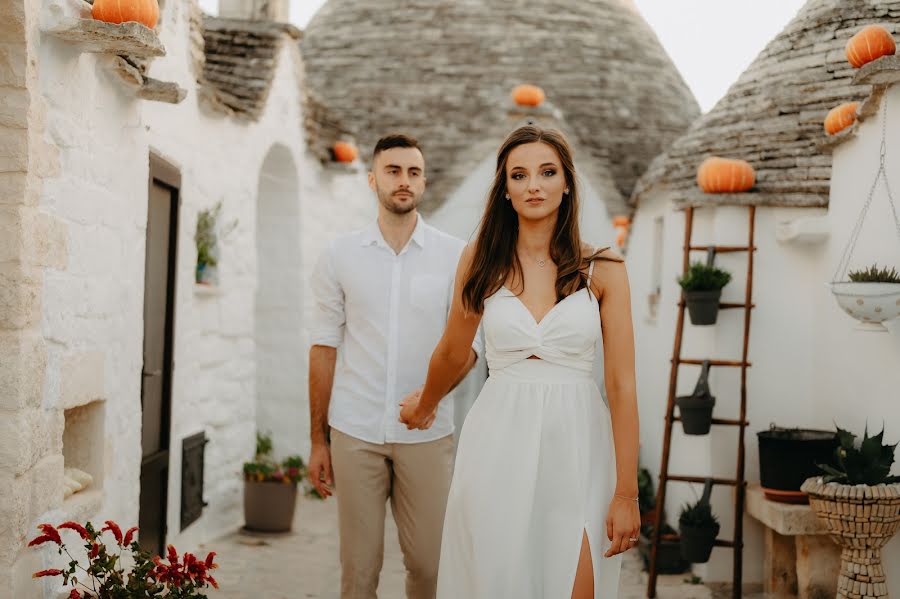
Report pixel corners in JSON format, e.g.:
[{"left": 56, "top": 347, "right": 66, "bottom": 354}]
[{"left": 368, "top": 147, "right": 426, "bottom": 215}]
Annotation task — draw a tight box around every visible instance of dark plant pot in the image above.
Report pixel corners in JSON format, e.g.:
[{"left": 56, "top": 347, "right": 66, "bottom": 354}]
[
  {"left": 679, "top": 522, "right": 720, "bottom": 563},
  {"left": 639, "top": 525, "right": 690, "bottom": 575},
  {"left": 675, "top": 394, "right": 716, "bottom": 435},
  {"left": 757, "top": 428, "right": 838, "bottom": 495},
  {"left": 684, "top": 289, "right": 723, "bottom": 325},
  {"left": 243, "top": 480, "right": 298, "bottom": 532}
]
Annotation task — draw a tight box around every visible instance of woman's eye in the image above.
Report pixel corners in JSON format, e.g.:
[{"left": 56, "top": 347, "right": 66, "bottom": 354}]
[
  {"left": 543, "top": 169, "right": 557, "bottom": 177},
  {"left": 511, "top": 173, "right": 524, "bottom": 180}
]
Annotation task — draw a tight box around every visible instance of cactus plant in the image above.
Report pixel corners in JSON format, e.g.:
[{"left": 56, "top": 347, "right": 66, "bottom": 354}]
[
  {"left": 847, "top": 264, "right": 900, "bottom": 284},
  {"left": 816, "top": 425, "right": 899, "bottom": 485}
]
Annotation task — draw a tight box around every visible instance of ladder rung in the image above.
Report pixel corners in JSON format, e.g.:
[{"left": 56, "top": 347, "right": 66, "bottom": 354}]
[
  {"left": 658, "top": 534, "right": 738, "bottom": 548},
  {"left": 666, "top": 475, "right": 744, "bottom": 486},
  {"left": 672, "top": 416, "right": 748, "bottom": 427},
  {"left": 687, "top": 245, "right": 756, "bottom": 253},
  {"left": 675, "top": 358, "right": 751, "bottom": 367}
]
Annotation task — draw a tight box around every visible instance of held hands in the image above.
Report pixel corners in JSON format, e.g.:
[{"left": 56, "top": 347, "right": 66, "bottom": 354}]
[
  {"left": 398, "top": 387, "right": 436, "bottom": 430},
  {"left": 604, "top": 493, "right": 642, "bottom": 557},
  {"left": 307, "top": 442, "right": 334, "bottom": 499}
]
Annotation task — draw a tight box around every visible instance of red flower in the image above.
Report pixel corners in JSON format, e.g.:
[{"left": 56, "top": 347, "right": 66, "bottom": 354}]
[
  {"left": 102, "top": 520, "right": 123, "bottom": 545},
  {"left": 58, "top": 521, "right": 90, "bottom": 541},
  {"left": 166, "top": 544, "right": 178, "bottom": 564},
  {"left": 89, "top": 542, "right": 100, "bottom": 559},
  {"left": 205, "top": 551, "right": 218, "bottom": 569},
  {"left": 69, "top": 590, "right": 82, "bottom": 599},
  {"left": 27, "top": 535, "right": 58, "bottom": 548},
  {"left": 37, "top": 524, "right": 62, "bottom": 544},
  {"left": 32, "top": 569, "right": 63, "bottom": 578},
  {"left": 208, "top": 575, "right": 219, "bottom": 589},
  {"left": 123, "top": 526, "right": 139, "bottom": 546}
]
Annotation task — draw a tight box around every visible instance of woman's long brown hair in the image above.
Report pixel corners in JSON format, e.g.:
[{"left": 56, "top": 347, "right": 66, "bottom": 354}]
[{"left": 461, "top": 125, "right": 620, "bottom": 314}]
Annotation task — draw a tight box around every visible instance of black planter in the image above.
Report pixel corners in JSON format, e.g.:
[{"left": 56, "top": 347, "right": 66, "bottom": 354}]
[
  {"left": 639, "top": 524, "right": 690, "bottom": 574},
  {"left": 757, "top": 427, "right": 838, "bottom": 492},
  {"left": 679, "top": 522, "right": 720, "bottom": 563},
  {"left": 675, "top": 394, "right": 716, "bottom": 435},
  {"left": 684, "top": 289, "right": 723, "bottom": 325}
]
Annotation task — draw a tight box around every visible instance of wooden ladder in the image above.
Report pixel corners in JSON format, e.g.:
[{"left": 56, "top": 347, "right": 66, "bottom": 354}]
[{"left": 646, "top": 205, "right": 757, "bottom": 599}]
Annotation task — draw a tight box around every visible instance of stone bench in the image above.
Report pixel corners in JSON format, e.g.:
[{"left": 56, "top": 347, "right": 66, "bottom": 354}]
[{"left": 746, "top": 484, "right": 840, "bottom": 599}]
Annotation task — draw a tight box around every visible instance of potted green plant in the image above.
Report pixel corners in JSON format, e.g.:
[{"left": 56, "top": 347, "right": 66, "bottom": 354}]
[
  {"left": 801, "top": 425, "right": 900, "bottom": 599},
  {"left": 678, "top": 262, "right": 732, "bottom": 325},
  {"left": 830, "top": 264, "right": 900, "bottom": 332},
  {"left": 678, "top": 498, "right": 720, "bottom": 563},
  {"left": 678, "top": 262, "right": 731, "bottom": 325},
  {"left": 243, "top": 432, "right": 306, "bottom": 533},
  {"left": 194, "top": 201, "right": 237, "bottom": 286},
  {"left": 675, "top": 360, "right": 716, "bottom": 435}
]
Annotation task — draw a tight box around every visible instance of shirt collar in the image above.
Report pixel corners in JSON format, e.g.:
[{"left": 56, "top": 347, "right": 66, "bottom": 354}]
[{"left": 360, "top": 215, "right": 427, "bottom": 250}]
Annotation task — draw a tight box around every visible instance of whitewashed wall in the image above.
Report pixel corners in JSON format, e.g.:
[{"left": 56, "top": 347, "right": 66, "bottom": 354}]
[
  {"left": 627, "top": 85, "right": 900, "bottom": 591},
  {"left": 20, "top": 0, "right": 374, "bottom": 586}
]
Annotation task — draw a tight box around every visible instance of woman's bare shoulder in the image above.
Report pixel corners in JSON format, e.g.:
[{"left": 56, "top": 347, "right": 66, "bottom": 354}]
[{"left": 581, "top": 243, "right": 624, "bottom": 263}]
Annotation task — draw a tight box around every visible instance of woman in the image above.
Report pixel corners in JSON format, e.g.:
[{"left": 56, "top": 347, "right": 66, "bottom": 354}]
[{"left": 399, "top": 125, "right": 640, "bottom": 598}]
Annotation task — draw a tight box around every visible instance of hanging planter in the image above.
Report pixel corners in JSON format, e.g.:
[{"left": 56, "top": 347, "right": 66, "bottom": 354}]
[
  {"left": 678, "top": 261, "right": 732, "bottom": 325},
  {"left": 675, "top": 360, "right": 715, "bottom": 435},
  {"left": 829, "top": 98, "right": 900, "bottom": 332},
  {"left": 678, "top": 480, "right": 720, "bottom": 563}
]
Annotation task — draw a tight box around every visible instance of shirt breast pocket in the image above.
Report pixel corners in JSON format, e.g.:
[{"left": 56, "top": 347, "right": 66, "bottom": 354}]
[{"left": 410, "top": 274, "right": 449, "bottom": 314}]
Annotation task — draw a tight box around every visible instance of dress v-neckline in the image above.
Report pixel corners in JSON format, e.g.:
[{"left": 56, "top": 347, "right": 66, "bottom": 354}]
[{"left": 502, "top": 285, "right": 583, "bottom": 326}]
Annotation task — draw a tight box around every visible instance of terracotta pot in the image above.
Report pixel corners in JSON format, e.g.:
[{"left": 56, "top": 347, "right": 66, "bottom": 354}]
[
  {"left": 801, "top": 478, "right": 900, "bottom": 598},
  {"left": 243, "top": 480, "right": 298, "bottom": 532}
]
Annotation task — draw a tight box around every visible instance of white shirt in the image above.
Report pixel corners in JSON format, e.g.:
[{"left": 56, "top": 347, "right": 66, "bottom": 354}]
[{"left": 309, "top": 216, "right": 482, "bottom": 444}]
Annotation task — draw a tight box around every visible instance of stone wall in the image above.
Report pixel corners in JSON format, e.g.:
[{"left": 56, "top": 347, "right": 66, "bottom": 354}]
[{"left": 0, "top": 0, "right": 67, "bottom": 595}]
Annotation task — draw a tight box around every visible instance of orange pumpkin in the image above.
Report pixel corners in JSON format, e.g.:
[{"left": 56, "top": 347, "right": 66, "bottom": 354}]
[
  {"left": 512, "top": 84, "right": 546, "bottom": 107},
  {"left": 333, "top": 141, "right": 358, "bottom": 163},
  {"left": 612, "top": 216, "right": 631, "bottom": 248},
  {"left": 846, "top": 25, "right": 896, "bottom": 68},
  {"left": 92, "top": 0, "right": 159, "bottom": 29},
  {"left": 824, "top": 102, "right": 860, "bottom": 135},
  {"left": 696, "top": 157, "right": 756, "bottom": 194}
]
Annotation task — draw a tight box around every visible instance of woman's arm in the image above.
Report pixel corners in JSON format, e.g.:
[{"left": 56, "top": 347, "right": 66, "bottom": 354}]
[
  {"left": 592, "top": 252, "right": 641, "bottom": 556},
  {"left": 400, "top": 243, "right": 483, "bottom": 428}
]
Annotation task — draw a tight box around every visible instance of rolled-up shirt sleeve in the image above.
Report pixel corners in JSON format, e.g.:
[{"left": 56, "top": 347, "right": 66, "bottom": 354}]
[{"left": 309, "top": 243, "right": 345, "bottom": 348}]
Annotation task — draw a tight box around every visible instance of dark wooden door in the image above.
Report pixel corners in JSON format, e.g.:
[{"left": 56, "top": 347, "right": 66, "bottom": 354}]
[{"left": 139, "top": 155, "right": 180, "bottom": 556}]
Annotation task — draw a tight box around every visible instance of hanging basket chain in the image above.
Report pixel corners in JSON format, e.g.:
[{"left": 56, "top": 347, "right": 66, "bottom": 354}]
[{"left": 832, "top": 94, "right": 900, "bottom": 283}]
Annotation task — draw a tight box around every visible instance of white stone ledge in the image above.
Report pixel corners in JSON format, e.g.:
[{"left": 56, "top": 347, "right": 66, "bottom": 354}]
[
  {"left": 194, "top": 284, "right": 223, "bottom": 298},
  {"left": 853, "top": 55, "right": 900, "bottom": 86},
  {"left": 42, "top": 17, "right": 166, "bottom": 59},
  {"left": 746, "top": 484, "right": 827, "bottom": 536},
  {"left": 775, "top": 213, "right": 830, "bottom": 245},
  {"left": 61, "top": 488, "right": 102, "bottom": 523}
]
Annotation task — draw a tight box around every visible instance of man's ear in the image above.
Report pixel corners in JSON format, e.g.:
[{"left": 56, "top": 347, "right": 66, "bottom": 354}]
[{"left": 368, "top": 170, "right": 376, "bottom": 191}]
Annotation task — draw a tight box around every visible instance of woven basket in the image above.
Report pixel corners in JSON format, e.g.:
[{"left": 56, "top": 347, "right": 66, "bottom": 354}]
[{"left": 801, "top": 477, "right": 900, "bottom": 599}]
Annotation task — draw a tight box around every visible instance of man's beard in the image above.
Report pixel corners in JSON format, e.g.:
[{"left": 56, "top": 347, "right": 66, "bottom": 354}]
[{"left": 377, "top": 186, "right": 419, "bottom": 215}]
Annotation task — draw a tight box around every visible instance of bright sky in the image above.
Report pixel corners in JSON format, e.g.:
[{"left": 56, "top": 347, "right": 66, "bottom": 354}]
[{"left": 198, "top": 0, "right": 808, "bottom": 112}]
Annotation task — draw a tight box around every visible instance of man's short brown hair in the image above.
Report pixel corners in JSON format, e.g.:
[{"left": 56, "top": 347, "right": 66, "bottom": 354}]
[{"left": 372, "top": 134, "right": 422, "bottom": 162}]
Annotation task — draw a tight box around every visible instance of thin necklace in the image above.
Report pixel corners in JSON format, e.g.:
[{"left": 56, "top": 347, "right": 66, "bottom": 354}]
[{"left": 520, "top": 248, "right": 551, "bottom": 268}]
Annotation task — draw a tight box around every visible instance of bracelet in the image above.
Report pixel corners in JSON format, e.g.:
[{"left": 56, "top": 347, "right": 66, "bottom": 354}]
[{"left": 615, "top": 493, "right": 639, "bottom": 502}]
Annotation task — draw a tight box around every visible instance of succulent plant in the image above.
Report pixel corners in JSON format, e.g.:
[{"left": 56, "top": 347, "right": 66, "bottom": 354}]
[
  {"left": 677, "top": 262, "right": 732, "bottom": 292},
  {"left": 847, "top": 264, "right": 900, "bottom": 284},
  {"left": 678, "top": 500, "right": 720, "bottom": 530},
  {"left": 817, "top": 425, "right": 900, "bottom": 485}
]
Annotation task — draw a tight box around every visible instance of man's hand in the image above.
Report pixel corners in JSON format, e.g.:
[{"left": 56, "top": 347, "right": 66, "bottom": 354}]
[
  {"left": 398, "top": 388, "right": 436, "bottom": 430},
  {"left": 307, "top": 442, "right": 334, "bottom": 499}
]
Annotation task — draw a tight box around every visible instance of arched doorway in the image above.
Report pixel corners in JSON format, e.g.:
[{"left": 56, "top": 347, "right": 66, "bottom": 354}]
[{"left": 254, "top": 144, "right": 303, "bottom": 458}]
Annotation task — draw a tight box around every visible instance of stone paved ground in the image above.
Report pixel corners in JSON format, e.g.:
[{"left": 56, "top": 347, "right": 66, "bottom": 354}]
[{"left": 204, "top": 496, "right": 765, "bottom": 598}]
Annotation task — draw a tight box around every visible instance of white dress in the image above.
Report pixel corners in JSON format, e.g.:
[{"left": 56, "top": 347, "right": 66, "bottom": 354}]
[{"left": 437, "top": 262, "right": 622, "bottom": 598}]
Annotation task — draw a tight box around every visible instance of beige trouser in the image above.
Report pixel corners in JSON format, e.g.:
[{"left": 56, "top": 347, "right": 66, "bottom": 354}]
[{"left": 330, "top": 428, "right": 454, "bottom": 599}]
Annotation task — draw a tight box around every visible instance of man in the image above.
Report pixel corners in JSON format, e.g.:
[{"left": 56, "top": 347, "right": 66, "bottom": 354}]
[{"left": 307, "top": 134, "right": 480, "bottom": 599}]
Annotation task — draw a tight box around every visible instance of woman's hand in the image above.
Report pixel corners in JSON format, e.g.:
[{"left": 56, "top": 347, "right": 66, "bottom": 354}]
[
  {"left": 398, "top": 388, "right": 436, "bottom": 430},
  {"left": 604, "top": 494, "right": 641, "bottom": 557}
]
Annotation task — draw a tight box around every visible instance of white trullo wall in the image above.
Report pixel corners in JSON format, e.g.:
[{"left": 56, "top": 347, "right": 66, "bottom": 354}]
[
  {"left": 9, "top": 0, "right": 374, "bottom": 593},
  {"left": 626, "top": 86, "right": 900, "bottom": 591}
]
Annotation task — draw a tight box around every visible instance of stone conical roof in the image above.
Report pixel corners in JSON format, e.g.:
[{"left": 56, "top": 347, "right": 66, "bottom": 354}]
[
  {"left": 300, "top": 0, "right": 699, "bottom": 214},
  {"left": 630, "top": 0, "right": 900, "bottom": 209}
]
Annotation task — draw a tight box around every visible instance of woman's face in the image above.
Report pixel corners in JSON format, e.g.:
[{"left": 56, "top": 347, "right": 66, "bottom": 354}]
[{"left": 505, "top": 142, "right": 568, "bottom": 222}]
